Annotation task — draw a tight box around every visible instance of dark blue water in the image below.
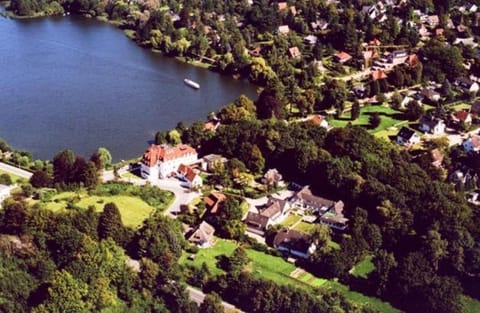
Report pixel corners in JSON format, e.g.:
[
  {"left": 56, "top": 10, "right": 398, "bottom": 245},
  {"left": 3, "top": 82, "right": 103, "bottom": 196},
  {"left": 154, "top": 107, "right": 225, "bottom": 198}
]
[{"left": 0, "top": 12, "right": 257, "bottom": 160}]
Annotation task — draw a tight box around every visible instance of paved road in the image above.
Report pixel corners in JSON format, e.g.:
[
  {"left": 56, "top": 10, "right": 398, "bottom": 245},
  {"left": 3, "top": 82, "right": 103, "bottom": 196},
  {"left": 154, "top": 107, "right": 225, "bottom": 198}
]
[
  {"left": 187, "top": 287, "right": 242, "bottom": 312},
  {"left": 150, "top": 177, "right": 200, "bottom": 217},
  {"left": 0, "top": 162, "right": 32, "bottom": 179}
]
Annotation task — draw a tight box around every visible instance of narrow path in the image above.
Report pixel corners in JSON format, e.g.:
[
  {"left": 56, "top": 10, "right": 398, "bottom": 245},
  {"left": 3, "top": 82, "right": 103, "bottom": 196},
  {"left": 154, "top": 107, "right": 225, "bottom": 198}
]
[{"left": 187, "top": 286, "right": 243, "bottom": 312}]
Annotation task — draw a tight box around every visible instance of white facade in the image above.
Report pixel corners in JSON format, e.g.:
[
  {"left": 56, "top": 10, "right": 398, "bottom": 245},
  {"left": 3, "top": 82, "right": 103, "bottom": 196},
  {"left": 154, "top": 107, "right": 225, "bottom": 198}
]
[{"left": 0, "top": 185, "right": 14, "bottom": 207}]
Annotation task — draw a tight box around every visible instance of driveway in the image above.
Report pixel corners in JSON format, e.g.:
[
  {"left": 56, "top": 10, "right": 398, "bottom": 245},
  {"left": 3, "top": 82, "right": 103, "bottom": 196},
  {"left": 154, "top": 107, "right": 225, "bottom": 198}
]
[{"left": 150, "top": 178, "right": 200, "bottom": 217}]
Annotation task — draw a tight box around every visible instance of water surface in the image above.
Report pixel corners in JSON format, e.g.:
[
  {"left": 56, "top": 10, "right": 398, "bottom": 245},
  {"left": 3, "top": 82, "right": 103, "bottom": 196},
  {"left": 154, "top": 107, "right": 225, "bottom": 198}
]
[{"left": 0, "top": 12, "right": 257, "bottom": 160}]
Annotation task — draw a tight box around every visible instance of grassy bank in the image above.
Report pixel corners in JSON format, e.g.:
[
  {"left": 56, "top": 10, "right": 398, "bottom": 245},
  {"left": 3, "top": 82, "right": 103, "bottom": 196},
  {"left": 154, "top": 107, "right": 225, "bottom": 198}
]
[{"left": 180, "top": 238, "right": 400, "bottom": 312}]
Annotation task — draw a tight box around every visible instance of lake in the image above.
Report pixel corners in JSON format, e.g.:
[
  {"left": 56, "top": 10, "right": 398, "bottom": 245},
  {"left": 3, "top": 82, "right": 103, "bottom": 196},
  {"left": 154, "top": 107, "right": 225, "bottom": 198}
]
[{"left": 0, "top": 12, "right": 257, "bottom": 161}]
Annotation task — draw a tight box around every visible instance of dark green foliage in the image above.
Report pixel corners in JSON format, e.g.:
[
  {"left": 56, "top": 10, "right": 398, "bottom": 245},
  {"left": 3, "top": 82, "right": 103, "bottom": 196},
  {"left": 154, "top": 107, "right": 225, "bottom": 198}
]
[
  {"left": 0, "top": 202, "right": 28, "bottom": 235},
  {"left": 98, "top": 202, "right": 125, "bottom": 245},
  {"left": 30, "top": 170, "right": 52, "bottom": 188},
  {"left": 199, "top": 292, "right": 224, "bottom": 313},
  {"left": 0, "top": 173, "right": 13, "bottom": 185},
  {"left": 369, "top": 113, "right": 381, "bottom": 129}
]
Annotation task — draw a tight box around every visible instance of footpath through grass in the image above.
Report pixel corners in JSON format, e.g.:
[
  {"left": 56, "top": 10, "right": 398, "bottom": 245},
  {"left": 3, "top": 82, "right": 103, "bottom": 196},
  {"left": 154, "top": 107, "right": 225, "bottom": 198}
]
[{"left": 180, "top": 238, "right": 400, "bottom": 312}]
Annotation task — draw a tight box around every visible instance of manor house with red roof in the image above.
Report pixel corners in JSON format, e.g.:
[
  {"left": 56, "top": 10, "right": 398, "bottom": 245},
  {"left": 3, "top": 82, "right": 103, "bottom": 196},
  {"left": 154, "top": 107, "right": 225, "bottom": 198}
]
[{"left": 141, "top": 144, "right": 198, "bottom": 180}]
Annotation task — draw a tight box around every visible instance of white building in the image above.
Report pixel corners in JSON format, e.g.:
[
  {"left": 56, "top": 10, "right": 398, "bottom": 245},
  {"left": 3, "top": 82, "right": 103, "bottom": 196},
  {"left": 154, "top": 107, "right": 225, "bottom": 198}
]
[{"left": 141, "top": 144, "right": 198, "bottom": 180}]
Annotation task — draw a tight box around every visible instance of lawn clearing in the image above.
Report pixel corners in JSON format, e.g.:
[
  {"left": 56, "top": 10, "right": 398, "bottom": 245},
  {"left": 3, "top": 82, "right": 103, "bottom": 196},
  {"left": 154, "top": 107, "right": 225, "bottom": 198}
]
[
  {"left": 280, "top": 214, "right": 302, "bottom": 228},
  {"left": 462, "top": 296, "right": 480, "bottom": 313},
  {"left": 324, "top": 281, "right": 400, "bottom": 313},
  {"left": 180, "top": 238, "right": 400, "bottom": 312},
  {"left": 43, "top": 191, "right": 155, "bottom": 227},
  {"left": 0, "top": 169, "right": 26, "bottom": 184},
  {"left": 330, "top": 105, "right": 405, "bottom": 134},
  {"left": 351, "top": 255, "right": 375, "bottom": 278},
  {"left": 292, "top": 221, "right": 316, "bottom": 234}
]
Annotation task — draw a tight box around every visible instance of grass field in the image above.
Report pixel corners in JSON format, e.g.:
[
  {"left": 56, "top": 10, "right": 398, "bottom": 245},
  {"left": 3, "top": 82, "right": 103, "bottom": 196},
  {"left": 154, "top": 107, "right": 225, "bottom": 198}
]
[
  {"left": 280, "top": 214, "right": 302, "bottom": 228},
  {"left": 330, "top": 105, "right": 406, "bottom": 134},
  {"left": 292, "top": 221, "right": 316, "bottom": 234},
  {"left": 0, "top": 169, "right": 26, "bottom": 184},
  {"left": 463, "top": 296, "right": 480, "bottom": 313},
  {"left": 351, "top": 255, "right": 375, "bottom": 278},
  {"left": 43, "top": 191, "right": 155, "bottom": 227},
  {"left": 181, "top": 238, "right": 400, "bottom": 312}
]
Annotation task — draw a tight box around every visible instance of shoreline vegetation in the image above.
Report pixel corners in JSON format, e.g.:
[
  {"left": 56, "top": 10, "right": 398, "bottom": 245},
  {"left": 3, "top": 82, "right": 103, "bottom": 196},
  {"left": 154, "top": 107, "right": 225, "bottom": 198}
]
[{"left": 0, "top": 4, "right": 238, "bottom": 76}]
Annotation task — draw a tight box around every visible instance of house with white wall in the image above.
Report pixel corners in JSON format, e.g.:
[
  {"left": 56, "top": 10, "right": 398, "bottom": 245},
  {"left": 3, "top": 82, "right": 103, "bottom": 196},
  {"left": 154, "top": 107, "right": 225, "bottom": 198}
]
[{"left": 141, "top": 144, "right": 198, "bottom": 180}]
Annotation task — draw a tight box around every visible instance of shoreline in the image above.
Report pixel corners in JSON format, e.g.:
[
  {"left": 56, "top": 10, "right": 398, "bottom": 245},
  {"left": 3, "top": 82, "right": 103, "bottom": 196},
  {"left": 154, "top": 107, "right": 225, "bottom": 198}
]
[{"left": 1, "top": 6, "right": 250, "bottom": 82}]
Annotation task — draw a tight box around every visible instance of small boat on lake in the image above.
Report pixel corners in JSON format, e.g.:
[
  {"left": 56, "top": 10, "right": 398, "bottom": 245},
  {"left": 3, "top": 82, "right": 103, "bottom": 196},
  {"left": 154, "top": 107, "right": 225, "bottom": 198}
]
[{"left": 184, "top": 78, "right": 200, "bottom": 89}]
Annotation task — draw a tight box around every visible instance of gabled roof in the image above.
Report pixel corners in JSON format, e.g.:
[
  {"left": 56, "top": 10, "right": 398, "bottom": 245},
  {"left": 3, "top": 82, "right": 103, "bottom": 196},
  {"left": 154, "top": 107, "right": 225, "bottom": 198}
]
[
  {"left": 204, "top": 192, "right": 226, "bottom": 214},
  {"left": 260, "top": 198, "right": 288, "bottom": 218},
  {"left": 188, "top": 221, "right": 215, "bottom": 245},
  {"left": 397, "top": 127, "right": 416, "bottom": 140},
  {"left": 420, "top": 116, "right": 443, "bottom": 128},
  {"left": 273, "top": 229, "right": 312, "bottom": 254},
  {"left": 142, "top": 144, "right": 196, "bottom": 167},
  {"left": 454, "top": 110, "right": 471, "bottom": 122},
  {"left": 288, "top": 47, "right": 301, "bottom": 58},
  {"left": 245, "top": 212, "right": 269, "bottom": 231},
  {"left": 178, "top": 164, "right": 198, "bottom": 183},
  {"left": 334, "top": 51, "right": 352, "bottom": 62},
  {"left": 294, "top": 186, "right": 343, "bottom": 211},
  {"left": 371, "top": 70, "right": 387, "bottom": 81},
  {"left": 278, "top": 25, "right": 290, "bottom": 34}
]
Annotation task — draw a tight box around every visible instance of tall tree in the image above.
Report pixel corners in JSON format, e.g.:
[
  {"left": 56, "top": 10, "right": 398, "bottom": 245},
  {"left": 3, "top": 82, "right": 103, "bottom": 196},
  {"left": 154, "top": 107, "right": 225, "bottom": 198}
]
[{"left": 98, "top": 203, "right": 125, "bottom": 245}]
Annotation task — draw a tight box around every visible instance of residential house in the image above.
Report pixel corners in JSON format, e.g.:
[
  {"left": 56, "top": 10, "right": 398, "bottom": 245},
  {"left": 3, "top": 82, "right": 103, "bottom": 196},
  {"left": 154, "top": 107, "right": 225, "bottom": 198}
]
[
  {"left": 396, "top": 127, "right": 421, "bottom": 146},
  {"left": 273, "top": 229, "right": 316, "bottom": 259},
  {"left": 406, "top": 54, "right": 420, "bottom": 67},
  {"left": 288, "top": 46, "right": 302, "bottom": 59},
  {"left": 319, "top": 207, "right": 349, "bottom": 230},
  {"left": 455, "top": 77, "right": 480, "bottom": 94},
  {"left": 201, "top": 154, "right": 228, "bottom": 172},
  {"left": 204, "top": 119, "right": 220, "bottom": 132},
  {"left": 387, "top": 50, "right": 408, "bottom": 63},
  {"left": 420, "top": 88, "right": 441, "bottom": 102},
  {"left": 204, "top": 191, "right": 226, "bottom": 215},
  {"left": 188, "top": 221, "right": 215, "bottom": 247},
  {"left": 245, "top": 197, "right": 291, "bottom": 235},
  {"left": 177, "top": 164, "right": 202, "bottom": 189},
  {"left": 419, "top": 116, "right": 446, "bottom": 135},
  {"left": 400, "top": 96, "right": 415, "bottom": 108},
  {"left": 311, "top": 19, "right": 329, "bottom": 31},
  {"left": 303, "top": 35, "right": 318, "bottom": 46},
  {"left": 334, "top": 51, "right": 352, "bottom": 63},
  {"left": 278, "top": 25, "right": 290, "bottom": 35},
  {"left": 452, "top": 111, "right": 473, "bottom": 125},
  {"left": 371, "top": 70, "right": 387, "bottom": 81},
  {"left": 291, "top": 186, "right": 344, "bottom": 215},
  {"left": 310, "top": 114, "right": 329, "bottom": 128},
  {"left": 426, "top": 15, "right": 440, "bottom": 28},
  {"left": 463, "top": 135, "right": 480, "bottom": 153},
  {"left": 141, "top": 144, "right": 198, "bottom": 180}
]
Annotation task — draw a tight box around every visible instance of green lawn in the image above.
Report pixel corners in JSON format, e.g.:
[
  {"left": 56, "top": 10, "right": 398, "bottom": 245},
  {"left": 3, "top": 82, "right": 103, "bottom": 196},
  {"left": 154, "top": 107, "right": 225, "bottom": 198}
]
[
  {"left": 280, "top": 214, "right": 302, "bottom": 228},
  {"left": 330, "top": 105, "right": 406, "bottom": 134},
  {"left": 462, "top": 296, "right": 480, "bottom": 313},
  {"left": 292, "top": 221, "right": 316, "bottom": 234},
  {"left": 43, "top": 192, "right": 155, "bottom": 227},
  {"left": 351, "top": 255, "right": 375, "bottom": 278},
  {"left": 0, "top": 169, "right": 26, "bottom": 184},
  {"left": 181, "top": 238, "right": 400, "bottom": 312},
  {"left": 324, "top": 281, "right": 400, "bottom": 313}
]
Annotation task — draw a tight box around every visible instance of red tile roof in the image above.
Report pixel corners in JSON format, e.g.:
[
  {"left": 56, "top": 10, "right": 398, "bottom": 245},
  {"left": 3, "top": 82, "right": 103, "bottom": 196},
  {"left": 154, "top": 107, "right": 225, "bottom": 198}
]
[
  {"left": 335, "top": 51, "right": 352, "bottom": 62},
  {"left": 142, "top": 144, "right": 196, "bottom": 167},
  {"left": 455, "top": 111, "right": 471, "bottom": 121},
  {"left": 371, "top": 70, "right": 387, "bottom": 81}
]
